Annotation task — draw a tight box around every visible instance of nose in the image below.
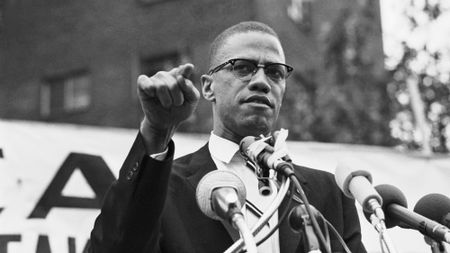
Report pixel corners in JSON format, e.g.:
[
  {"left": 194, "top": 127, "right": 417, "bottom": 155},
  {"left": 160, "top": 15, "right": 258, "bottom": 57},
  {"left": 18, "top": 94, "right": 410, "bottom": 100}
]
[{"left": 247, "top": 68, "right": 271, "bottom": 93}]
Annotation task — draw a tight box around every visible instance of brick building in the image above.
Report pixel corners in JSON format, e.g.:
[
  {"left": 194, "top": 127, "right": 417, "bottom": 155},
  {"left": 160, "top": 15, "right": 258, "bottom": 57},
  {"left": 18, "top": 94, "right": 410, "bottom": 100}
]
[{"left": 0, "top": 0, "right": 385, "bottom": 140}]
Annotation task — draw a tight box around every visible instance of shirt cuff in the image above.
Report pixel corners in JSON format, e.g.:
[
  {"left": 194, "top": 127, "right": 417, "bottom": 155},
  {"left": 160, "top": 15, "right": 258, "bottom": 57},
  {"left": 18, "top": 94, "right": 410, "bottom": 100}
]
[{"left": 149, "top": 148, "right": 169, "bottom": 161}]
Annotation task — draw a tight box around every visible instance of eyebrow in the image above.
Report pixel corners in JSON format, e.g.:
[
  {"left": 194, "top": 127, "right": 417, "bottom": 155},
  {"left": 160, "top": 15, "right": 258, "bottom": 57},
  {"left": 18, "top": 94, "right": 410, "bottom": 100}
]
[{"left": 235, "top": 58, "right": 282, "bottom": 65}]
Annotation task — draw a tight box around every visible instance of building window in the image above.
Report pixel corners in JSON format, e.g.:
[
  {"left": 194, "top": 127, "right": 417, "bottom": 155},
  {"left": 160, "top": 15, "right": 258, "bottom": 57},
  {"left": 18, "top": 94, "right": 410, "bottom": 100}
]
[
  {"left": 140, "top": 51, "right": 190, "bottom": 77},
  {"left": 41, "top": 72, "right": 91, "bottom": 118}
]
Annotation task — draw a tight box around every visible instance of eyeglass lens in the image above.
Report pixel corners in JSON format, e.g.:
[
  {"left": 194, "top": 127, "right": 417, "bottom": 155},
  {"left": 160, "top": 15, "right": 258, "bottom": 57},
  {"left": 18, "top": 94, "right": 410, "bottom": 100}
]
[{"left": 231, "top": 59, "right": 289, "bottom": 82}]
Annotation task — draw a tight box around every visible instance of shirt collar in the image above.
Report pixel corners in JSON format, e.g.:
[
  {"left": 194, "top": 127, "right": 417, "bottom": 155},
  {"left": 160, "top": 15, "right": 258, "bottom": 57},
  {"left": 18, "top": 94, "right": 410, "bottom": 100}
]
[{"left": 208, "top": 132, "right": 240, "bottom": 164}]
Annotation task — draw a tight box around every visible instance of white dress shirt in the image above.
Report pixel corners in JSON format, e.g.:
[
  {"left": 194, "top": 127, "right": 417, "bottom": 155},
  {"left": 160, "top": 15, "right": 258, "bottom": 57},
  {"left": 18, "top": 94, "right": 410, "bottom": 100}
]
[{"left": 208, "top": 133, "right": 280, "bottom": 253}]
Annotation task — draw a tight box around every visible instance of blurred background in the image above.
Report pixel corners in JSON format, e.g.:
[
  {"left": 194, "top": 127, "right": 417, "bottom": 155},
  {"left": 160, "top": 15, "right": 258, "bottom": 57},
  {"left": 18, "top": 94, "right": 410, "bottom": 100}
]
[
  {"left": 1, "top": 0, "right": 449, "bottom": 154},
  {"left": 0, "top": 0, "right": 449, "bottom": 252}
]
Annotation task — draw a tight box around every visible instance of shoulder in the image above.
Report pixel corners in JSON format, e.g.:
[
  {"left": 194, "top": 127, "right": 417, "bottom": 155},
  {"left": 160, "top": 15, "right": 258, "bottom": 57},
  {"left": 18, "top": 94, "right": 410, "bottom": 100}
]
[
  {"left": 293, "top": 164, "right": 336, "bottom": 185},
  {"left": 292, "top": 164, "right": 345, "bottom": 204}
]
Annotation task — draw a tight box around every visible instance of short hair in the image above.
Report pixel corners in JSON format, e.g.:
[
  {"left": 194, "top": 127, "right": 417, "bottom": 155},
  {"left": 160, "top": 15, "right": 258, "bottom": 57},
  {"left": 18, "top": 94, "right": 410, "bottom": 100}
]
[{"left": 208, "top": 21, "right": 280, "bottom": 69}]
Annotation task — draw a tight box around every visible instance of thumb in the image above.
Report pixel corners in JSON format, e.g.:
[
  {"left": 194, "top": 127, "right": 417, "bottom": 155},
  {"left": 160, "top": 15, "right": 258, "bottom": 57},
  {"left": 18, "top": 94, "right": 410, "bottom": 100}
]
[{"left": 178, "top": 63, "right": 195, "bottom": 79}]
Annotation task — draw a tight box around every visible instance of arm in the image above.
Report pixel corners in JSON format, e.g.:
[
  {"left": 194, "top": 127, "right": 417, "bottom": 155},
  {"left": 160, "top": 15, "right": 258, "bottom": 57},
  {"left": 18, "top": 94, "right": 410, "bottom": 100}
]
[
  {"left": 89, "top": 64, "right": 200, "bottom": 253},
  {"left": 90, "top": 133, "right": 175, "bottom": 253}
]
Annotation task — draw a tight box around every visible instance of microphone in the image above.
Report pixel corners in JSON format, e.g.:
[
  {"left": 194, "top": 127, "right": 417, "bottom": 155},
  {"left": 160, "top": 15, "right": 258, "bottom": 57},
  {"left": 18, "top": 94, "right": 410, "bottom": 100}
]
[
  {"left": 196, "top": 170, "right": 246, "bottom": 222},
  {"left": 240, "top": 135, "right": 294, "bottom": 196},
  {"left": 239, "top": 136, "right": 294, "bottom": 176},
  {"left": 334, "top": 164, "right": 384, "bottom": 220},
  {"left": 414, "top": 193, "right": 450, "bottom": 229},
  {"left": 372, "top": 184, "right": 450, "bottom": 243},
  {"left": 196, "top": 170, "right": 258, "bottom": 253},
  {"left": 362, "top": 184, "right": 408, "bottom": 229}
]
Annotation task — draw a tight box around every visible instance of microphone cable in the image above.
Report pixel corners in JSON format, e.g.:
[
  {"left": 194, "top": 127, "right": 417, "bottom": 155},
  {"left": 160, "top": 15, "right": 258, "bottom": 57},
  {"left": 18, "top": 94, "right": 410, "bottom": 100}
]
[
  {"left": 238, "top": 133, "right": 350, "bottom": 253},
  {"left": 252, "top": 172, "right": 354, "bottom": 253},
  {"left": 323, "top": 218, "right": 352, "bottom": 253},
  {"left": 280, "top": 166, "right": 332, "bottom": 253},
  {"left": 255, "top": 180, "right": 295, "bottom": 248},
  {"left": 288, "top": 172, "right": 352, "bottom": 253},
  {"left": 238, "top": 167, "right": 353, "bottom": 253}
]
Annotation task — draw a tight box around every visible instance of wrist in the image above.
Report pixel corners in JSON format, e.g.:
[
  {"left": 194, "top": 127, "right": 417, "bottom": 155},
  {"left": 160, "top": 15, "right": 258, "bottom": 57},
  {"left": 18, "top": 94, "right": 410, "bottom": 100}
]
[{"left": 139, "top": 118, "right": 177, "bottom": 154}]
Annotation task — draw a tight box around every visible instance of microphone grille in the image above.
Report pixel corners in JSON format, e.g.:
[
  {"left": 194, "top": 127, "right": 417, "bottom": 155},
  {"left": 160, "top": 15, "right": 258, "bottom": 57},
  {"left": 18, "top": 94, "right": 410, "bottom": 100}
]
[
  {"left": 375, "top": 184, "right": 408, "bottom": 209},
  {"left": 414, "top": 193, "right": 450, "bottom": 227},
  {"left": 195, "top": 170, "right": 246, "bottom": 220},
  {"left": 375, "top": 184, "right": 408, "bottom": 228}
]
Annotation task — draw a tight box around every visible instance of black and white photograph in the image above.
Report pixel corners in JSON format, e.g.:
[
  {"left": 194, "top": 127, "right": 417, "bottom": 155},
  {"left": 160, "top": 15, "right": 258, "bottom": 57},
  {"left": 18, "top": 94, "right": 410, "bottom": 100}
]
[{"left": 0, "top": 0, "right": 449, "bottom": 252}]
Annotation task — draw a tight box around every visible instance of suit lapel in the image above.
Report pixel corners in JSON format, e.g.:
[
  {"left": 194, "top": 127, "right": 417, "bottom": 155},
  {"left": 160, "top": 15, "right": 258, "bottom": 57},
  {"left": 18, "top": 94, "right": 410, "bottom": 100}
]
[
  {"left": 185, "top": 142, "right": 217, "bottom": 190},
  {"left": 182, "top": 143, "right": 238, "bottom": 250},
  {"left": 279, "top": 166, "right": 311, "bottom": 253}
]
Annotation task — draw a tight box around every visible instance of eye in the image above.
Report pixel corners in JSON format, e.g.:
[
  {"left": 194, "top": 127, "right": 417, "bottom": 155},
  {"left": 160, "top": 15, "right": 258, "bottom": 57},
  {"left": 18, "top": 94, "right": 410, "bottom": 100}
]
[
  {"left": 265, "top": 65, "right": 286, "bottom": 81},
  {"left": 232, "top": 60, "right": 255, "bottom": 76}
]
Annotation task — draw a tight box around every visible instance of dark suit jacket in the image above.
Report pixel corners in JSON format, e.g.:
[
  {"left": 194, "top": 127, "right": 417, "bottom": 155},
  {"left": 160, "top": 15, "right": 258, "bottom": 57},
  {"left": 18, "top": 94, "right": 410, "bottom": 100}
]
[{"left": 90, "top": 134, "right": 367, "bottom": 253}]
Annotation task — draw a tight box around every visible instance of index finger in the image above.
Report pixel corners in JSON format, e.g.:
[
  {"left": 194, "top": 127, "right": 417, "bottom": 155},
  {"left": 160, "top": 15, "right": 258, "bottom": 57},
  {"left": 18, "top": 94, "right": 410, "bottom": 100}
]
[
  {"left": 178, "top": 63, "right": 194, "bottom": 79},
  {"left": 168, "top": 63, "right": 195, "bottom": 79},
  {"left": 176, "top": 75, "right": 200, "bottom": 104}
]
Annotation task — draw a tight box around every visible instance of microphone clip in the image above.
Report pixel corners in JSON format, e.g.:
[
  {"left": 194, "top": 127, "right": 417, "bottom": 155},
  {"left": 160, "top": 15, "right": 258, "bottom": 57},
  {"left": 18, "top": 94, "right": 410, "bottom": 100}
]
[
  {"left": 289, "top": 204, "right": 330, "bottom": 253},
  {"left": 241, "top": 135, "right": 276, "bottom": 196},
  {"left": 244, "top": 158, "right": 274, "bottom": 196}
]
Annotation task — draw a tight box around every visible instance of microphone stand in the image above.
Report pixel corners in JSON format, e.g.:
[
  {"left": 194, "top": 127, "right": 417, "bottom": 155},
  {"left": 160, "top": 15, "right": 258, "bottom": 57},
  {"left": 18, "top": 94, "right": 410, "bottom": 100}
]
[
  {"left": 224, "top": 176, "right": 291, "bottom": 253},
  {"left": 231, "top": 213, "right": 257, "bottom": 253}
]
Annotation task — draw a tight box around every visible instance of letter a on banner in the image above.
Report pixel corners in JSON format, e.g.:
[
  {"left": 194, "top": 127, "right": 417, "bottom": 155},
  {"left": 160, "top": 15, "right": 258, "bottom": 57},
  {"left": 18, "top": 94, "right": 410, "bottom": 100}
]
[
  {"left": 28, "top": 152, "right": 115, "bottom": 218},
  {"left": 0, "top": 235, "right": 21, "bottom": 253}
]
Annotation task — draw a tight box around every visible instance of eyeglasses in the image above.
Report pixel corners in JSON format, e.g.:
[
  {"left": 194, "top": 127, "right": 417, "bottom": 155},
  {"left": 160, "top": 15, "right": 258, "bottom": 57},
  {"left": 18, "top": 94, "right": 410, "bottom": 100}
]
[{"left": 207, "top": 58, "right": 294, "bottom": 83}]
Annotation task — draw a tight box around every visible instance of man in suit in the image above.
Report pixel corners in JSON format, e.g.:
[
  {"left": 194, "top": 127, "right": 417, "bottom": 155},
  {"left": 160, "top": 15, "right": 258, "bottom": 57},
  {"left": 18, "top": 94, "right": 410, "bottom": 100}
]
[{"left": 90, "top": 21, "right": 367, "bottom": 253}]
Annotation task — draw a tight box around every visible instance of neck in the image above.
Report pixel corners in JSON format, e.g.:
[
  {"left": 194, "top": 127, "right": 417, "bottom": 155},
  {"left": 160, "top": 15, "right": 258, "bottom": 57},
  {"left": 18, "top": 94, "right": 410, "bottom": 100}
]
[{"left": 212, "top": 128, "right": 242, "bottom": 144}]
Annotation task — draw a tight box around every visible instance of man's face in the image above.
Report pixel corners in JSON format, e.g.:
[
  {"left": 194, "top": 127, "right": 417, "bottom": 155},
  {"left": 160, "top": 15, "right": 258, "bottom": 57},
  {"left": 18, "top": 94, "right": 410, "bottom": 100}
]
[{"left": 202, "top": 31, "right": 287, "bottom": 142}]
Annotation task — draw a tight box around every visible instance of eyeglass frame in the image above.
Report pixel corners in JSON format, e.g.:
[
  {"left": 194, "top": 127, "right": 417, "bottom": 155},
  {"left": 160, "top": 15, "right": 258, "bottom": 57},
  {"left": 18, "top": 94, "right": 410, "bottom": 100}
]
[{"left": 207, "top": 58, "right": 294, "bottom": 82}]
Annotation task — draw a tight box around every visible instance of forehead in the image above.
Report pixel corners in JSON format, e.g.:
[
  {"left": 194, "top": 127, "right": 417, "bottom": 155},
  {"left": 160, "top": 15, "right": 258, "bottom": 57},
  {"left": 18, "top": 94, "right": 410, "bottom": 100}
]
[{"left": 216, "top": 32, "right": 285, "bottom": 64}]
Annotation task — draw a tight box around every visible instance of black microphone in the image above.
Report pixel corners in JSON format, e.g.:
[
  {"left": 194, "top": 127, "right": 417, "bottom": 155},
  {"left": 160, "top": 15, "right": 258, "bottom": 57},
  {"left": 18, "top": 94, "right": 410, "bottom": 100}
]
[
  {"left": 371, "top": 184, "right": 450, "bottom": 243},
  {"left": 239, "top": 136, "right": 294, "bottom": 175},
  {"left": 334, "top": 164, "right": 384, "bottom": 220},
  {"left": 414, "top": 193, "right": 450, "bottom": 229},
  {"left": 362, "top": 183, "right": 408, "bottom": 229}
]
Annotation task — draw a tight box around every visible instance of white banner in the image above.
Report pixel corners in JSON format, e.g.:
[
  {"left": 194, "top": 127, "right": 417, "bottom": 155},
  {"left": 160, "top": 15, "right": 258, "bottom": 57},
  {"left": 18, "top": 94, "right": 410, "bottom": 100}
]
[{"left": 0, "top": 120, "right": 448, "bottom": 253}]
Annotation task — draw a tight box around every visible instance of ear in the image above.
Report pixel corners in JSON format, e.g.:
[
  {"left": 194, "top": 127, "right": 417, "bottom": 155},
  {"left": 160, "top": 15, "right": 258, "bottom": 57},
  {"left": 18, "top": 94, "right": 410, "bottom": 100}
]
[{"left": 201, "top": 74, "right": 215, "bottom": 102}]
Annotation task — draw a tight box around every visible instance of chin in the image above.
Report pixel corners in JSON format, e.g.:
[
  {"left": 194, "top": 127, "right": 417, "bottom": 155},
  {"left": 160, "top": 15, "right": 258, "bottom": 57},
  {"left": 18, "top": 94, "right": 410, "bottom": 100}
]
[{"left": 240, "top": 119, "right": 272, "bottom": 137}]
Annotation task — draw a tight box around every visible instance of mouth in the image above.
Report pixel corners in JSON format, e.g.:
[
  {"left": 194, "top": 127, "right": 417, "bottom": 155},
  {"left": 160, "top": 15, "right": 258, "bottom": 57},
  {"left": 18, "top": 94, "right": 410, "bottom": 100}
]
[{"left": 242, "top": 95, "right": 274, "bottom": 108}]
